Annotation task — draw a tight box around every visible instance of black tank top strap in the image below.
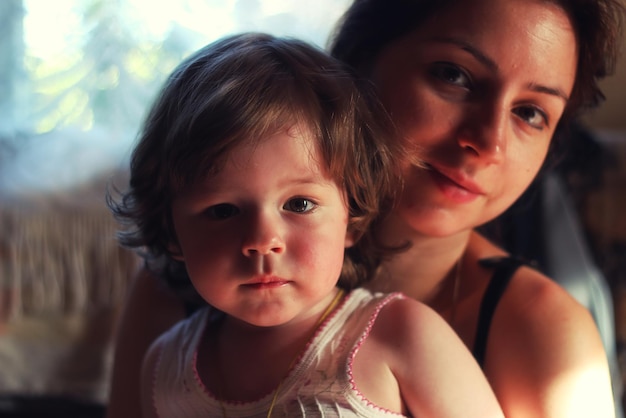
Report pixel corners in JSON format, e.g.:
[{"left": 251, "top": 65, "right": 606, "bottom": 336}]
[{"left": 472, "top": 256, "right": 527, "bottom": 367}]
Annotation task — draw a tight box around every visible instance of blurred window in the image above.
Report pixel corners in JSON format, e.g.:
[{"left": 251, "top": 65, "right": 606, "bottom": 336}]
[{"left": 0, "top": 0, "right": 350, "bottom": 193}]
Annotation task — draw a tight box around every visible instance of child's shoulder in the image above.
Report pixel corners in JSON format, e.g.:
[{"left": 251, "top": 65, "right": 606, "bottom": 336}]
[
  {"left": 381, "top": 292, "right": 444, "bottom": 325},
  {"left": 360, "top": 289, "right": 454, "bottom": 349}
]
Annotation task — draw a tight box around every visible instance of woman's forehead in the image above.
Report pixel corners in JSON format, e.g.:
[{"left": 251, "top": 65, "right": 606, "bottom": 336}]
[{"left": 378, "top": 0, "right": 577, "bottom": 91}]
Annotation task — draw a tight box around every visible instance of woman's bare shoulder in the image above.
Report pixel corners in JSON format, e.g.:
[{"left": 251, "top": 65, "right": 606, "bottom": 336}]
[
  {"left": 486, "top": 259, "right": 614, "bottom": 417},
  {"left": 498, "top": 259, "right": 595, "bottom": 337},
  {"left": 467, "top": 230, "right": 591, "bottom": 322}
]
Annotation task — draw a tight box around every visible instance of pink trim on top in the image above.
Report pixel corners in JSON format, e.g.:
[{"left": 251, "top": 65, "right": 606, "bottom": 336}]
[
  {"left": 292, "top": 287, "right": 352, "bottom": 366},
  {"left": 347, "top": 292, "right": 407, "bottom": 416},
  {"left": 190, "top": 310, "right": 264, "bottom": 406}
]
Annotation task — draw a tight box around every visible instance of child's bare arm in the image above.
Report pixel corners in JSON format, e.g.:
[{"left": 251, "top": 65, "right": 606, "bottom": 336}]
[{"left": 378, "top": 297, "right": 504, "bottom": 418}]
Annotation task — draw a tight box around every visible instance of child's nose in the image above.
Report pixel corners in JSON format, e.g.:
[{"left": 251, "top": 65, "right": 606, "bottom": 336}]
[{"left": 241, "top": 211, "right": 285, "bottom": 256}]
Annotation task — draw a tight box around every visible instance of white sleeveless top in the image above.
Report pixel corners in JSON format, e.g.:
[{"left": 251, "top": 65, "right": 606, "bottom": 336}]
[{"left": 148, "top": 288, "right": 408, "bottom": 417}]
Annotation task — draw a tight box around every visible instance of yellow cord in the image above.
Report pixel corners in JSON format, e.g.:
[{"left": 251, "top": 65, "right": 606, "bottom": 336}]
[{"left": 265, "top": 288, "right": 345, "bottom": 417}]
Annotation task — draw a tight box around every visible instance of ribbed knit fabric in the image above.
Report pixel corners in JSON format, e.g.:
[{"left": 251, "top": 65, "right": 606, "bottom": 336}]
[{"left": 150, "top": 288, "right": 407, "bottom": 417}]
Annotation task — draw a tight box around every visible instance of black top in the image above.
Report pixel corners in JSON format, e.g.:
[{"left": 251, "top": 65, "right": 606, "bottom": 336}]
[{"left": 473, "top": 256, "right": 527, "bottom": 367}]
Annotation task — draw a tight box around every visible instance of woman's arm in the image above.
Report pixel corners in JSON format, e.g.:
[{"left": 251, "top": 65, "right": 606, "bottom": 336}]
[
  {"left": 106, "top": 268, "right": 187, "bottom": 418},
  {"left": 140, "top": 337, "right": 163, "bottom": 418}
]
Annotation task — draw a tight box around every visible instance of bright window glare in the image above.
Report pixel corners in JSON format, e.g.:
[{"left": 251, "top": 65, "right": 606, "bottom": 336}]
[
  {"left": 23, "top": 0, "right": 350, "bottom": 55},
  {"left": 1, "top": 0, "right": 352, "bottom": 194},
  {"left": 24, "top": 0, "right": 82, "bottom": 58}
]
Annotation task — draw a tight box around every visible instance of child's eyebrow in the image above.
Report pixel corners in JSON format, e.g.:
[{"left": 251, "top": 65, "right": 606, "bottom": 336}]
[
  {"left": 277, "top": 175, "right": 337, "bottom": 189},
  {"left": 190, "top": 173, "right": 335, "bottom": 193}
]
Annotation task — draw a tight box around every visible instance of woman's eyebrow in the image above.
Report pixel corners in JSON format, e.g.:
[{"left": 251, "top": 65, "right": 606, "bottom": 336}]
[
  {"left": 526, "top": 82, "right": 569, "bottom": 102},
  {"left": 431, "top": 36, "right": 498, "bottom": 71},
  {"left": 431, "top": 36, "right": 570, "bottom": 102}
]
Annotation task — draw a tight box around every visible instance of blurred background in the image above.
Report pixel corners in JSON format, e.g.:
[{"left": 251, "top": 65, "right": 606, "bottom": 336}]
[
  {"left": 0, "top": 1, "right": 353, "bottom": 416},
  {"left": 0, "top": 0, "right": 353, "bottom": 195},
  {"left": 0, "top": 0, "right": 624, "bottom": 416}
]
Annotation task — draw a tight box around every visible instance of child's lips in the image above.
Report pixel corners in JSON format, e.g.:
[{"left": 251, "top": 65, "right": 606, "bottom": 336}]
[{"left": 242, "top": 276, "right": 290, "bottom": 289}]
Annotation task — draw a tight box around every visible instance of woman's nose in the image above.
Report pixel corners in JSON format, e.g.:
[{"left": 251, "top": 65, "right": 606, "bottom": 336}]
[
  {"left": 457, "top": 103, "right": 507, "bottom": 165},
  {"left": 241, "top": 211, "right": 285, "bottom": 256}
]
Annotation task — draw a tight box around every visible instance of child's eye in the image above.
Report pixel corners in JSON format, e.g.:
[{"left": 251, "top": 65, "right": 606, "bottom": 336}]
[
  {"left": 430, "top": 62, "right": 472, "bottom": 89},
  {"left": 513, "top": 105, "right": 548, "bottom": 130},
  {"left": 206, "top": 203, "right": 239, "bottom": 219},
  {"left": 283, "top": 198, "right": 316, "bottom": 213}
]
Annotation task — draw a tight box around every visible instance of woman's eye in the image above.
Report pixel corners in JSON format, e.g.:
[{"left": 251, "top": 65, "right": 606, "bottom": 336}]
[
  {"left": 513, "top": 106, "right": 548, "bottom": 130},
  {"left": 430, "top": 62, "right": 472, "bottom": 89},
  {"left": 206, "top": 203, "right": 239, "bottom": 219},
  {"left": 284, "top": 198, "right": 316, "bottom": 213}
]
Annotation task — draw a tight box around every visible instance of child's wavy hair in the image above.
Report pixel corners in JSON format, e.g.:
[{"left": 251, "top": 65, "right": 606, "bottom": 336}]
[{"left": 108, "top": 32, "right": 402, "bottom": 291}]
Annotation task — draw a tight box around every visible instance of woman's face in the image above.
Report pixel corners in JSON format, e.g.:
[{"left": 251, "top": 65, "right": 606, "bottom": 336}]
[{"left": 371, "top": 0, "right": 577, "bottom": 237}]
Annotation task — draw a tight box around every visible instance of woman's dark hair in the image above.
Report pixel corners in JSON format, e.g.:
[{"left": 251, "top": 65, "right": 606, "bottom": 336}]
[
  {"left": 329, "top": 0, "right": 624, "bottom": 120},
  {"left": 328, "top": 0, "right": 624, "bottom": 252},
  {"left": 108, "top": 32, "right": 402, "bottom": 290}
]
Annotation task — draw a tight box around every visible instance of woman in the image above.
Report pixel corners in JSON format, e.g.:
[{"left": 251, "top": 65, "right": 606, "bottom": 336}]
[
  {"left": 328, "top": 0, "right": 623, "bottom": 416},
  {"left": 106, "top": 0, "right": 624, "bottom": 417}
]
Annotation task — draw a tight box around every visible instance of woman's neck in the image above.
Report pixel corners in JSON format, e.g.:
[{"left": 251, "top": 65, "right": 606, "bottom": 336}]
[{"left": 369, "top": 215, "right": 472, "bottom": 305}]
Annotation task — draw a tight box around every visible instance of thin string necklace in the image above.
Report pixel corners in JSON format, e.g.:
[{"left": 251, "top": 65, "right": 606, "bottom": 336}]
[
  {"left": 216, "top": 288, "right": 346, "bottom": 418},
  {"left": 449, "top": 258, "right": 462, "bottom": 329}
]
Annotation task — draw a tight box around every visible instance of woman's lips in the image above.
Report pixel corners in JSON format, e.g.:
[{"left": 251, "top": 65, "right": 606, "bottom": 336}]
[{"left": 426, "top": 164, "right": 484, "bottom": 203}]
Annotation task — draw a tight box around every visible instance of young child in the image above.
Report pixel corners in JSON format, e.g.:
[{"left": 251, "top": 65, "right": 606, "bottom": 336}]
[{"left": 109, "top": 33, "right": 504, "bottom": 418}]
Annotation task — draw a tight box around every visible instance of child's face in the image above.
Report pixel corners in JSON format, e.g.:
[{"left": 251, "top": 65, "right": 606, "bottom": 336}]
[{"left": 171, "top": 126, "right": 354, "bottom": 327}]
